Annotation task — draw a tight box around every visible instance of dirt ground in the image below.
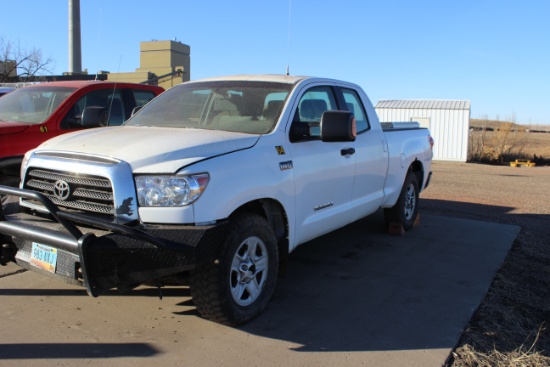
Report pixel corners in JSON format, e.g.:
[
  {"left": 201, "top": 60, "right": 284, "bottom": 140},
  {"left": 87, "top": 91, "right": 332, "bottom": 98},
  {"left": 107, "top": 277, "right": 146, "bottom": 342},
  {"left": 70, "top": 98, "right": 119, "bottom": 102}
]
[{"left": 420, "top": 161, "right": 550, "bottom": 366}]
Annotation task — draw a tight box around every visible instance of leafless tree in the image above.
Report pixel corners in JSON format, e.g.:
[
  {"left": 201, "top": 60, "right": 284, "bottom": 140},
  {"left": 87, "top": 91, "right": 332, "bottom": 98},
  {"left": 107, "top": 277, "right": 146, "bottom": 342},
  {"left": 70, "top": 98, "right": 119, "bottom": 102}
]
[
  {"left": 468, "top": 113, "right": 530, "bottom": 162},
  {"left": 0, "top": 37, "right": 54, "bottom": 82},
  {"left": 493, "top": 113, "right": 529, "bottom": 161},
  {"left": 468, "top": 114, "right": 490, "bottom": 161}
]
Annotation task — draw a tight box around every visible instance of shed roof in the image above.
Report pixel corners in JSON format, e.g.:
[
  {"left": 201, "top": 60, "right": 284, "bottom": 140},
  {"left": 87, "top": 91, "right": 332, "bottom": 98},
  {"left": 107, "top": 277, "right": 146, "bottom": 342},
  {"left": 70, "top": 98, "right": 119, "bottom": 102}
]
[{"left": 375, "top": 100, "right": 470, "bottom": 110}]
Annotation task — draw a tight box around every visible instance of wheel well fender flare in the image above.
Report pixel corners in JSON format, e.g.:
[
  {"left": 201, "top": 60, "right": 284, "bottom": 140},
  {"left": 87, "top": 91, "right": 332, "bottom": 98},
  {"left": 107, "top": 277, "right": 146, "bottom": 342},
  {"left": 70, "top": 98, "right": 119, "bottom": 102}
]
[
  {"left": 409, "top": 159, "right": 424, "bottom": 187},
  {"left": 232, "top": 199, "right": 289, "bottom": 277}
]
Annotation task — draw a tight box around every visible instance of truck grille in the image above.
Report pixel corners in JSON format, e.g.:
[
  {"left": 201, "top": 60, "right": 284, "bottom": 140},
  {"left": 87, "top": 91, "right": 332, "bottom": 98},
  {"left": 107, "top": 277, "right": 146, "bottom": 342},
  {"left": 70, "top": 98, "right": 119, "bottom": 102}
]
[{"left": 23, "top": 169, "right": 115, "bottom": 215}]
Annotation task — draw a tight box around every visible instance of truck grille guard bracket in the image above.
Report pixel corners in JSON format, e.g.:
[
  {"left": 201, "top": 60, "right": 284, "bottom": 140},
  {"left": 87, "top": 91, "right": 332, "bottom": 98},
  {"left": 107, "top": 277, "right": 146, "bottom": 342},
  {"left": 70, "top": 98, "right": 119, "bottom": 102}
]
[{"left": 0, "top": 185, "right": 196, "bottom": 297}]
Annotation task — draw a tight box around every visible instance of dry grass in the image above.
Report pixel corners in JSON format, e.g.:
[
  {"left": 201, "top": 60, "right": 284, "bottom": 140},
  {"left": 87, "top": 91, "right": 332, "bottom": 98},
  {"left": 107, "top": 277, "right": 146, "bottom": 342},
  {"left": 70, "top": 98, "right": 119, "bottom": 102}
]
[
  {"left": 453, "top": 343, "right": 549, "bottom": 367},
  {"left": 522, "top": 132, "right": 550, "bottom": 159},
  {"left": 470, "top": 119, "right": 550, "bottom": 163},
  {"left": 475, "top": 130, "right": 550, "bottom": 160}
]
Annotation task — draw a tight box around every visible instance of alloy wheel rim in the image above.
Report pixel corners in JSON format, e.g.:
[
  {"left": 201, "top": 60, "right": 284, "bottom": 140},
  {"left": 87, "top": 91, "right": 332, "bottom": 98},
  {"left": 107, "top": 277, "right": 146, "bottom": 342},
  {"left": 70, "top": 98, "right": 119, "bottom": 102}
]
[
  {"left": 404, "top": 183, "right": 416, "bottom": 221},
  {"left": 229, "top": 236, "right": 269, "bottom": 306}
]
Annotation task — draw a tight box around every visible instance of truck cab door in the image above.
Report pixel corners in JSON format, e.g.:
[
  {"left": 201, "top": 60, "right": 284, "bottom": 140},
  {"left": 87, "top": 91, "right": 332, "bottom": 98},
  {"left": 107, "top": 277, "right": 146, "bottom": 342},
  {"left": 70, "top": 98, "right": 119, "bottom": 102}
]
[
  {"left": 341, "top": 88, "right": 388, "bottom": 222},
  {"left": 287, "top": 86, "right": 356, "bottom": 246}
]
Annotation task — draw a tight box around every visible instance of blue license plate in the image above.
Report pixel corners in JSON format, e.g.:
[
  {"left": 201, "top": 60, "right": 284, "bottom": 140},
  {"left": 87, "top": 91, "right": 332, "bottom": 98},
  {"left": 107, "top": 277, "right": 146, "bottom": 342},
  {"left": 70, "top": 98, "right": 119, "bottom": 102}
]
[{"left": 30, "top": 242, "right": 58, "bottom": 273}]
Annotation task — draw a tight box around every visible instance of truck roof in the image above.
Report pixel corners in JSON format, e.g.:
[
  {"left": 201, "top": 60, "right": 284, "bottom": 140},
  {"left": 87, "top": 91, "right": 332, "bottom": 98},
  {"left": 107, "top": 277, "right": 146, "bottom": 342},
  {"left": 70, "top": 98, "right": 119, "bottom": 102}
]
[
  {"left": 191, "top": 74, "right": 309, "bottom": 85},
  {"left": 187, "top": 74, "right": 361, "bottom": 90}
]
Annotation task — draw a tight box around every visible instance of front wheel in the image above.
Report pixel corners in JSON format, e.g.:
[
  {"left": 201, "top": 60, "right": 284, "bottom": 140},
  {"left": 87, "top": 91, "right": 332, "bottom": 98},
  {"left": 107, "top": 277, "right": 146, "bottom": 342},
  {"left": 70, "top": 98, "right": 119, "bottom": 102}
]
[
  {"left": 190, "top": 213, "right": 279, "bottom": 326},
  {"left": 384, "top": 171, "right": 420, "bottom": 231}
]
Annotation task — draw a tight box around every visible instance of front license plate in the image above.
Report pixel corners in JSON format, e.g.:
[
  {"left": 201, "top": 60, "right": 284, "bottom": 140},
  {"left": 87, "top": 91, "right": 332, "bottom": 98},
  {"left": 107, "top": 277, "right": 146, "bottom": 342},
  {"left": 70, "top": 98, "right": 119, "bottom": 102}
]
[{"left": 30, "top": 243, "right": 58, "bottom": 273}]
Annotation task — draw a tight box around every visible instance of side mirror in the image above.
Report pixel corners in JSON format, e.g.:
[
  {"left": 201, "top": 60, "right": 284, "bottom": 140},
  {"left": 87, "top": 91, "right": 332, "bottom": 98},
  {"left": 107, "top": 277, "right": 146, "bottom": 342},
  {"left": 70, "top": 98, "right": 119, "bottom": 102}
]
[
  {"left": 81, "top": 106, "right": 107, "bottom": 128},
  {"left": 321, "top": 111, "right": 356, "bottom": 142}
]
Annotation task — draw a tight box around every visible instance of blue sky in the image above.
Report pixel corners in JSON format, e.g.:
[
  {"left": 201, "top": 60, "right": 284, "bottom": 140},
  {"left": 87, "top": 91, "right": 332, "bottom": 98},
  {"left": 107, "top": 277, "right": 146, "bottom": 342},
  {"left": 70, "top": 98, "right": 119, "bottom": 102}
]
[{"left": 2, "top": 0, "right": 549, "bottom": 125}]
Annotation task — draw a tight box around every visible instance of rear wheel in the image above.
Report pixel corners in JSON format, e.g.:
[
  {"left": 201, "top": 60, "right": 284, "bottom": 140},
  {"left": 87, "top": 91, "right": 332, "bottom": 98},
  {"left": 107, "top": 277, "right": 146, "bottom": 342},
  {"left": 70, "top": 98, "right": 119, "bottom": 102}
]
[
  {"left": 384, "top": 171, "right": 419, "bottom": 231},
  {"left": 190, "top": 213, "right": 278, "bottom": 326}
]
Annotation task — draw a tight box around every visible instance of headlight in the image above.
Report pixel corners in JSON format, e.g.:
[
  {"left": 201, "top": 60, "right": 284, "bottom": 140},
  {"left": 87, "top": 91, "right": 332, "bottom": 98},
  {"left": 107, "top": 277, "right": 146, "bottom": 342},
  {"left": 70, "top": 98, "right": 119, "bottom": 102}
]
[{"left": 135, "top": 173, "right": 209, "bottom": 207}]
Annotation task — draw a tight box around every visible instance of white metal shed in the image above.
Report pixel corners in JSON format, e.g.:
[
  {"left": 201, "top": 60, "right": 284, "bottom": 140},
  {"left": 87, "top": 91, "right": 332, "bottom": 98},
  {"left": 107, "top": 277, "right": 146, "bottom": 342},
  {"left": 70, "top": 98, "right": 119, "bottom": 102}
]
[{"left": 375, "top": 100, "right": 471, "bottom": 162}]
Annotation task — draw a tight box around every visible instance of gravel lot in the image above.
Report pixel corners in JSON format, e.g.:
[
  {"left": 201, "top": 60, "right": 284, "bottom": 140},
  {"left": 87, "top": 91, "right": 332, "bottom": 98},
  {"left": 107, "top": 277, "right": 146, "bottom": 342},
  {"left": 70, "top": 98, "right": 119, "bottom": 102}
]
[{"left": 420, "top": 161, "right": 550, "bottom": 366}]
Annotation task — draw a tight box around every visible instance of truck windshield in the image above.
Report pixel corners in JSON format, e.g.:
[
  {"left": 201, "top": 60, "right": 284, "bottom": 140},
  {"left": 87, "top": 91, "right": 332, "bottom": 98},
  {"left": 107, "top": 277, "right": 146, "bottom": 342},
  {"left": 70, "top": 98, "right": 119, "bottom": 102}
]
[
  {"left": 127, "top": 81, "right": 292, "bottom": 134},
  {"left": 0, "top": 86, "right": 76, "bottom": 124}
]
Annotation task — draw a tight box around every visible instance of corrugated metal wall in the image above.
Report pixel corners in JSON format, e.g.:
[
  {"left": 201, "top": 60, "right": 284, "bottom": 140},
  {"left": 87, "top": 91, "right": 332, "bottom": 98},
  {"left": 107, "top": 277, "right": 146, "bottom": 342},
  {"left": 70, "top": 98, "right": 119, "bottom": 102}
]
[{"left": 375, "top": 100, "right": 471, "bottom": 162}]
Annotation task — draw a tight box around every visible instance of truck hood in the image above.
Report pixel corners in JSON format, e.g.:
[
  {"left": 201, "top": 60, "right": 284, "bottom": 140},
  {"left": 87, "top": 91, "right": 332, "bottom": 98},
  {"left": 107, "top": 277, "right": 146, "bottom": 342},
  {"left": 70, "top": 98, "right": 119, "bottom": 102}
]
[
  {"left": 36, "top": 126, "right": 260, "bottom": 173},
  {"left": 0, "top": 121, "right": 31, "bottom": 134}
]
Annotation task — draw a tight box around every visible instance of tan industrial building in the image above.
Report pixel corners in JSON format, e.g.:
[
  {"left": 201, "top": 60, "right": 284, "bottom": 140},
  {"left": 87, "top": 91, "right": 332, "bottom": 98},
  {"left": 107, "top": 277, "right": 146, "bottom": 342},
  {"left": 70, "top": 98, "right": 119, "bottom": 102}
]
[{"left": 107, "top": 40, "right": 191, "bottom": 90}]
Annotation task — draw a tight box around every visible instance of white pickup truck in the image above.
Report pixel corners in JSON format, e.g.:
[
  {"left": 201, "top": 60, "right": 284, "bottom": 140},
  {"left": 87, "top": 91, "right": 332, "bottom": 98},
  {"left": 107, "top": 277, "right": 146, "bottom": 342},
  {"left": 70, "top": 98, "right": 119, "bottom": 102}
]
[{"left": 0, "top": 74, "right": 433, "bottom": 325}]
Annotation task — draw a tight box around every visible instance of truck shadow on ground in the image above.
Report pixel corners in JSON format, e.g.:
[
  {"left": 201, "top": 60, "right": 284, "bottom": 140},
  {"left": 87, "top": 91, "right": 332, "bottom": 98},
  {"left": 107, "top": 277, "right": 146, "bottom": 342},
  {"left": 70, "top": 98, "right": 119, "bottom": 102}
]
[
  {"left": 0, "top": 343, "right": 159, "bottom": 359},
  {"left": 235, "top": 202, "right": 526, "bottom": 353},
  {"left": 0, "top": 200, "right": 532, "bottom": 356},
  {"left": 0, "top": 286, "right": 190, "bottom": 298}
]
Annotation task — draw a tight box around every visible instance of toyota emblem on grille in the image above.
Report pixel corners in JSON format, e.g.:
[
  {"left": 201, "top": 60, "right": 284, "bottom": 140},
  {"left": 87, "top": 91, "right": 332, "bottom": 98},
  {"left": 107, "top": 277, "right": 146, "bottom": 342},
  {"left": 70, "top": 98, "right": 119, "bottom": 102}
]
[{"left": 53, "top": 180, "right": 71, "bottom": 201}]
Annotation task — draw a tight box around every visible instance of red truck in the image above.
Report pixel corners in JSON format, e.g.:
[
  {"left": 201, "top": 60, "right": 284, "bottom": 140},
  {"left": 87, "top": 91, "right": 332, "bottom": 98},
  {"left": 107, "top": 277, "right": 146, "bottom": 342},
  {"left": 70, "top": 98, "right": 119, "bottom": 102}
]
[{"left": 0, "top": 81, "right": 164, "bottom": 176}]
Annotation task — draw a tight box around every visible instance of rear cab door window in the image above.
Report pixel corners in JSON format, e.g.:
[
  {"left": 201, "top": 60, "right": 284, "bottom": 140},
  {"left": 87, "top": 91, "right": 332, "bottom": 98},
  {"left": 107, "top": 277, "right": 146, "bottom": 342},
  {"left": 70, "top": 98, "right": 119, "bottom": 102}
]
[
  {"left": 131, "top": 90, "right": 158, "bottom": 108},
  {"left": 341, "top": 88, "right": 370, "bottom": 133}
]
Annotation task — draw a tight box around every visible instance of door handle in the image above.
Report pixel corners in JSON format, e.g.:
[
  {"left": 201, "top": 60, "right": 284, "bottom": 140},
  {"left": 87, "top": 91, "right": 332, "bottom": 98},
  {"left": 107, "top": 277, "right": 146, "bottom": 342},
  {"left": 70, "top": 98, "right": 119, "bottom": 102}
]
[{"left": 341, "top": 148, "right": 355, "bottom": 156}]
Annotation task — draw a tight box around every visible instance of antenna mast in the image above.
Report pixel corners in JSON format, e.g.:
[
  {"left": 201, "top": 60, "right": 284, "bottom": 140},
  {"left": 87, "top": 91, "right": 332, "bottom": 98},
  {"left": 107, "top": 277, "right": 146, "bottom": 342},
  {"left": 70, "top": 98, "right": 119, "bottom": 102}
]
[{"left": 286, "top": 0, "right": 292, "bottom": 75}]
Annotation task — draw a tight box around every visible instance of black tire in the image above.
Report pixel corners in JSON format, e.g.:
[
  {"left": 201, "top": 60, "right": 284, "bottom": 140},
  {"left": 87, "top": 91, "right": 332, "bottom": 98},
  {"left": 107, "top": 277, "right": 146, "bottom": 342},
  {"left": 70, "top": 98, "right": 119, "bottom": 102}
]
[
  {"left": 384, "top": 171, "right": 419, "bottom": 231},
  {"left": 190, "top": 213, "right": 279, "bottom": 326}
]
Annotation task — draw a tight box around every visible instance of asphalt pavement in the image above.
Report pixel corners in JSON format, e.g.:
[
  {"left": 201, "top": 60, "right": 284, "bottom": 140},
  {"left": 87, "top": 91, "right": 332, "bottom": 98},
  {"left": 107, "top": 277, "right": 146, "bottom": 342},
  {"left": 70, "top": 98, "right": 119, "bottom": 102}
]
[{"left": 0, "top": 211, "right": 519, "bottom": 367}]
